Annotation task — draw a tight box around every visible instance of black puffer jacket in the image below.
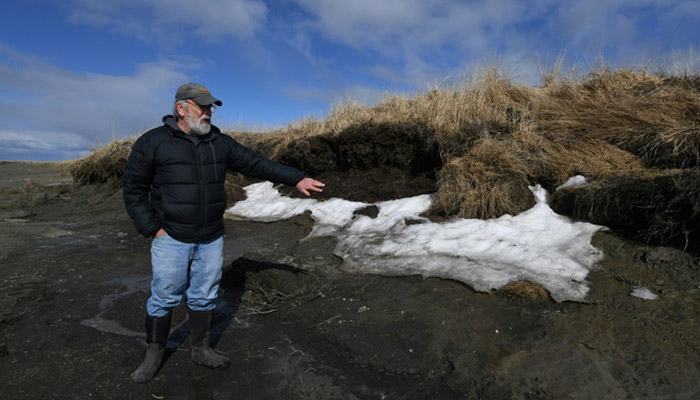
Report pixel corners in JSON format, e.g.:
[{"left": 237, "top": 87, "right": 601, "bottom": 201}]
[{"left": 123, "top": 116, "right": 304, "bottom": 243}]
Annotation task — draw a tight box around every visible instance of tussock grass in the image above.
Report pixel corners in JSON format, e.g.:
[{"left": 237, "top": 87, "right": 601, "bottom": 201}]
[
  {"left": 68, "top": 65, "right": 700, "bottom": 245},
  {"left": 499, "top": 280, "right": 550, "bottom": 301},
  {"left": 65, "top": 137, "right": 136, "bottom": 184},
  {"left": 532, "top": 70, "right": 700, "bottom": 168},
  {"left": 431, "top": 138, "right": 534, "bottom": 219}
]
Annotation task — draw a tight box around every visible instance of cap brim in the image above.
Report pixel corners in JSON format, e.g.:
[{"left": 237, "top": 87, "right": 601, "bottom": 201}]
[{"left": 192, "top": 94, "right": 222, "bottom": 106}]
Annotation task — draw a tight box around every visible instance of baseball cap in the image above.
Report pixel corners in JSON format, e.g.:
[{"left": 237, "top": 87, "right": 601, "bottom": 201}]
[{"left": 175, "top": 83, "right": 223, "bottom": 106}]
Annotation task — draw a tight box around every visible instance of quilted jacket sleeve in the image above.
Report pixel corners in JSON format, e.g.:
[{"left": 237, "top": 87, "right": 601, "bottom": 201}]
[{"left": 122, "top": 135, "right": 162, "bottom": 238}]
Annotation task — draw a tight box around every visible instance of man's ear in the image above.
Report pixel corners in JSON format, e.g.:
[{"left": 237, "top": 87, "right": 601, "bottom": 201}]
[{"left": 176, "top": 101, "right": 186, "bottom": 119}]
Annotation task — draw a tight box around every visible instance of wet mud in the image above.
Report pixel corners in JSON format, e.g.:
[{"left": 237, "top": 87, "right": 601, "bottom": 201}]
[{"left": 1, "top": 162, "right": 699, "bottom": 399}]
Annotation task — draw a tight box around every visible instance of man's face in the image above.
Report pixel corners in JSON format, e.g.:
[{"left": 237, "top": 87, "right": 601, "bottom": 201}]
[{"left": 182, "top": 100, "right": 213, "bottom": 135}]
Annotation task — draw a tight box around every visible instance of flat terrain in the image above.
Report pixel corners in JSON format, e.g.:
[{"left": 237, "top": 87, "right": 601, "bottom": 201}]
[{"left": 0, "top": 161, "right": 698, "bottom": 399}]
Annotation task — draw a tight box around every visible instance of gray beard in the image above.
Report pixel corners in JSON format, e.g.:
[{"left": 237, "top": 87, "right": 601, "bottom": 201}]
[{"left": 186, "top": 114, "right": 211, "bottom": 136}]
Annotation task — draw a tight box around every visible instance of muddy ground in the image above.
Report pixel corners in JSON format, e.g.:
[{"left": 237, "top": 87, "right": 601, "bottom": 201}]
[{"left": 0, "top": 161, "right": 699, "bottom": 400}]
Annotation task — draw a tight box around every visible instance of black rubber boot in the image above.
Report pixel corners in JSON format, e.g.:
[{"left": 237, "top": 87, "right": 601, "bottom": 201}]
[
  {"left": 189, "top": 309, "right": 231, "bottom": 369},
  {"left": 132, "top": 314, "right": 172, "bottom": 383}
]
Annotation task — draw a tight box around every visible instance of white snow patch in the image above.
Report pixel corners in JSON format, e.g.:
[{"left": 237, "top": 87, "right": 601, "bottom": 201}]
[
  {"left": 226, "top": 182, "right": 605, "bottom": 302},
  {"left": 630, "top": 286, "right": 658, "bottom": 300},
  {"left": 557, "top": 175, "right": 588, "bottom": 190}
]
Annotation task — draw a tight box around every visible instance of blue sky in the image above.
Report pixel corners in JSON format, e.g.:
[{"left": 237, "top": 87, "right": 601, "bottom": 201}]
[{"left": 1, "top": 0, "right": 699, "bottom": 161}]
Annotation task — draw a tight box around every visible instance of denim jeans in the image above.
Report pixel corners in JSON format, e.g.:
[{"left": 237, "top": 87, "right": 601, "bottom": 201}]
[{"left": 147, "top": 233, "right": 224, "bottom": 317}]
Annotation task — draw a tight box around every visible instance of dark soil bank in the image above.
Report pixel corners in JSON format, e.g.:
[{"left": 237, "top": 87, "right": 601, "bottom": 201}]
[{"left": 1, "top": 162, "right": 699, "bottom": 399}]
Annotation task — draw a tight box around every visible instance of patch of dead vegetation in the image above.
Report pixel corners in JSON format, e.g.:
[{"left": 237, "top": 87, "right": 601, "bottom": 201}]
[
  {"left": 65, "top": 66, "right": 700, "bottom": 248},
  {"left": 430, "top": 139, "right": 534, "bottom": 219},
  {"left": 532, "top": 70, "right": 700, "bottom": 168},
  {"left": 64, "top": 137, "right": 136, "bottom": 184},
  {"left": 498, "top": 280, "right": 550, "bottom": 301},
  {"left": 1, "top": 181, "right": 72, "bottom": 210}
]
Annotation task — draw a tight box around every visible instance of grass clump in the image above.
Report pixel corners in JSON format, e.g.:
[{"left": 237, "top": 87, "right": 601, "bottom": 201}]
[
  {"left": 431, "top": 138, "right": 534, "bottom": 219},
  {"left": 65, "top": 137, "right": 136, "bottom": 184},
  {"left": 532, "top": 70, "right": 700, "bottom": 168},
  {"left": 499, "top": 280, "right": 550, "bottom": 301}
]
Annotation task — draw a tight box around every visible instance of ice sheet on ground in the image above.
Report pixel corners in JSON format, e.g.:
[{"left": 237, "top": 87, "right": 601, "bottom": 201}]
[
  {"left": 226, "top": 182, "right": 605, "bottom": 302},
  {"left": 630, "top": 286, "right": 658, "bottom": 300}
]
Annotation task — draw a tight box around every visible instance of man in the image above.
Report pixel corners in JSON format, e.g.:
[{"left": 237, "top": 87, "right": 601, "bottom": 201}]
[{"left": 123, "top": 83, "right": 324, "bottom": 383}]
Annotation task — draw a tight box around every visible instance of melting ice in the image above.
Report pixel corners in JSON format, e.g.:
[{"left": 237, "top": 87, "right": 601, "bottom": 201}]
[
  {"left": 225, "top": 181, "right": 604, "bottom": 302},
  {"left": 630, "top": 286, "right": 658, "bottom": 300}
]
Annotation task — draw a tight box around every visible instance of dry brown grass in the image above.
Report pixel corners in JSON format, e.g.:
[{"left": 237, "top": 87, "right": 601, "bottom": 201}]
[
  {"left": 428, "top": 125, "right": 645, "bottom": 218},
  {"left": 68, "top": 66, "right": 700, "bottom": 223},
  {"left": 65, "top": 137, "right": 136, "bottom": 184},
  {"left": 247, "top": 67, "right": 530, "bottom": 158},
  {"left": 531, "top": 70, "right": 700, "bottom": 168},
  {"left": 430, "top": 138, "right": 535, "bottom": 219},
  {"left": 499, "top": 280, "right": 550, "bottom": 300}
]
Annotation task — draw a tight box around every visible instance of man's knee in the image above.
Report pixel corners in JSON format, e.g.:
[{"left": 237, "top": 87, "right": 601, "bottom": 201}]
[{"left": 147, "top": 292, "right": 182, "bottom": 316}]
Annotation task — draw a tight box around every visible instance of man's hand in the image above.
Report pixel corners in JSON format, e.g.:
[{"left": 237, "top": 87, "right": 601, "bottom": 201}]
[
  {"left": 155, "top": 228, "right": 167, "bottom": 238},
  {"left": 296, "top": 178, "right": 325, "bottom": 196}
]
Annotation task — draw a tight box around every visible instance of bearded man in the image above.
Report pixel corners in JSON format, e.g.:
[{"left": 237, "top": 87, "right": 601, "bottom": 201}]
[{"left": 123, "top": 83, "right": 324, "bottom": 383}]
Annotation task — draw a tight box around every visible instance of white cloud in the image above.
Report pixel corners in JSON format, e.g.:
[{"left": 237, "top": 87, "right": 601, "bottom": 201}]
[
  {"left": 288, "top": 0, "right": 700, "bottom": 86},
  {"left": 0, "top": 130, "right": 89, "bottom": 152},
  {"left": 291, "top": 0, "right": 546, "bottom": 84},
  {"left": 0, "top": 129, "right": 92, "bottom": 161},
  {"left": 341, "top": 84, "right": 384, "bottom": 105},
  {"left": 554, "top": 0, "right": 646, "bottom": 48},
  {"left": 282, "top": 81, "right": 384, "bottom": 110},
  {"left": 68, "top": 0, "right": 268, "bottom": 43},
  {"left": 673, "top": 1, "right": 700, "bottom": 18},
  {"left": 0, "top": 44, "right": 198, "bottom": 159}
]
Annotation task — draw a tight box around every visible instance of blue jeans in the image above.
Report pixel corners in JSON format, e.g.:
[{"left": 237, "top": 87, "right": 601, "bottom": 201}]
[{"left": 147, "top": 233, "right": 224, "bottom": 317}]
